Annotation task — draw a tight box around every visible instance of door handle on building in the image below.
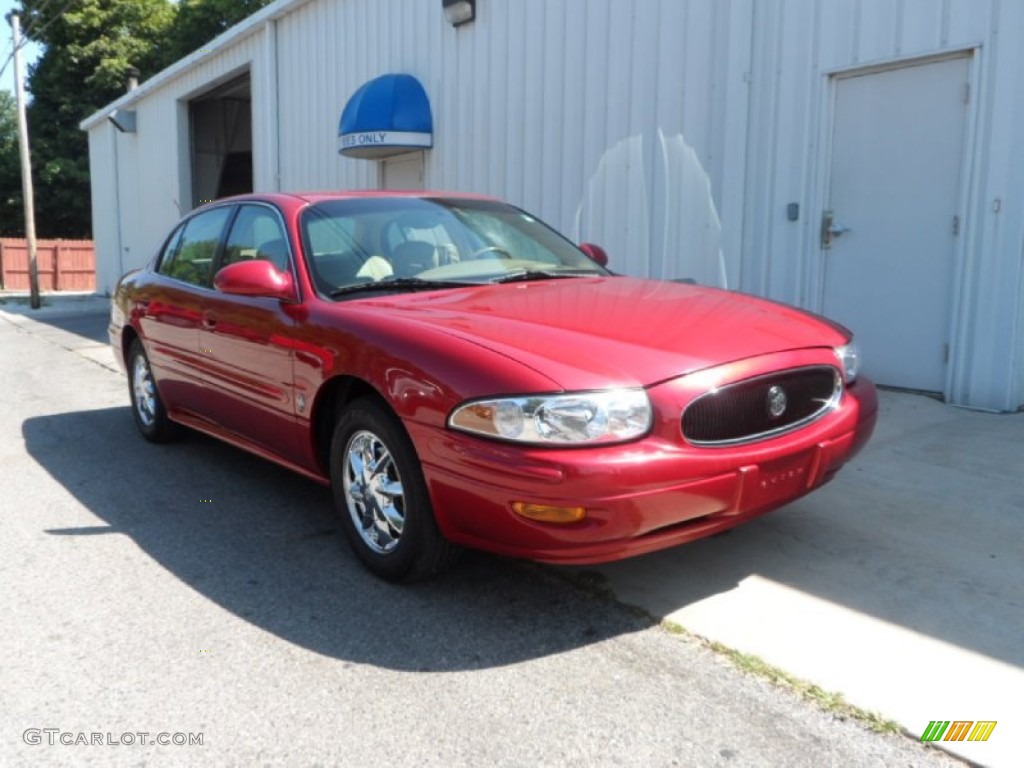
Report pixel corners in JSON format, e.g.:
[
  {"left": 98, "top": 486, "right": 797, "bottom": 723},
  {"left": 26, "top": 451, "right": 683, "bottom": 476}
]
[{"left": 821, "top": 210, "right": 852, "bottom": 249}]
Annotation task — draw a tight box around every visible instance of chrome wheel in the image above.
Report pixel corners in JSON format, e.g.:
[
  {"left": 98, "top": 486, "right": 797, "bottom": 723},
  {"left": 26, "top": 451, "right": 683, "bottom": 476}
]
[
  {"left": 330, "top": 397, "right": 461, "bottom": 581},
  {"left": 342, "top": 430, "right": 405, "bottom": 554},
  {"left": 132, "top": 353, "right": 157, "bottom": 428},
  {"left": 126, "top": 338, "right": 180, "bottom": 443}
]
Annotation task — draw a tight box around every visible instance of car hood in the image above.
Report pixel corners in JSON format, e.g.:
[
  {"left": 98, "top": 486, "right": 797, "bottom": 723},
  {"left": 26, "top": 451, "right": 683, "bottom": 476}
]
[{"left": 351, "top": 276, "right": 848, "bottom": 390}]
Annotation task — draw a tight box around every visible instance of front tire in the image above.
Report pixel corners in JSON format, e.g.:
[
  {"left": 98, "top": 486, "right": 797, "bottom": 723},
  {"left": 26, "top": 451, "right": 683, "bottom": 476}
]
[
  {"left": 127, "top": 338, "right": 181, "bottom": 443},
  {"left": 330, "top": 397, "right": 461, "bottom": 582}
]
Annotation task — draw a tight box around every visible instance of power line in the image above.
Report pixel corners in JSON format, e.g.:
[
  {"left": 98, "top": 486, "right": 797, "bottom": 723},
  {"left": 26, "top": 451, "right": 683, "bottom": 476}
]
[
  {"left": 1, "top": 0, "right": 80, "bottom": 87},
  {"left": 0, "top": 21, "right": 30, "bottom": 86},
  {"left": 0, "top": 37, "right": 30, "bottom": 85},
  {"left": 0, "top": 49, "right": 17, "bottom": 86},
  {"left": 20, "top": 0, "right": 63, "bottom": 40},
  {"left": 21, "top": 0, "right": 79, "bottom": 43}
]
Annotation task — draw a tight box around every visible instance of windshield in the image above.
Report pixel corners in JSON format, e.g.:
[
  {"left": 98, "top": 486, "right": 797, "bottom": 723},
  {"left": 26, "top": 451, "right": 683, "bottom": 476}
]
[{"left": 299, "top": 197, "right": 608, "bottom": 296}]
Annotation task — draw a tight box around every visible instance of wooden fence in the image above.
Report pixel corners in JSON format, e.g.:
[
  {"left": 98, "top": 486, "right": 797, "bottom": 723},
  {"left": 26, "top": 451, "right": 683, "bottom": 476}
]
[{"left": 0, "top": 238, "right": 96, "bottom": 292}]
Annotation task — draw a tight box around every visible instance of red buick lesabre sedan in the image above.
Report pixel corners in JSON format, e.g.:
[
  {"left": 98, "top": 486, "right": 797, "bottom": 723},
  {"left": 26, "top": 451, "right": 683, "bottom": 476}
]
[{"left": 110, "top": 192, "right": 877, "bottom": 581}]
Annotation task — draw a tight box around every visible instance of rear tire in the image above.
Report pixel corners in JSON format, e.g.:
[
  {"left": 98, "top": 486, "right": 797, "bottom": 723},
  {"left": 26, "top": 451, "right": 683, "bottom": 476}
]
[
  {"left": 330, "top": 397, "right": 461, "bottom": 582},
  {"left": 127, "top": 338, "right": 181, "bottom": 443}
]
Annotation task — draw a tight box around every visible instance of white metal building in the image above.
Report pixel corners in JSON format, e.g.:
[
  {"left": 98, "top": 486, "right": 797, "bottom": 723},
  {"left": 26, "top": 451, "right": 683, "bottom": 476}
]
[{"left": 81, "top": 0, "right": 1024, "bottom": 412}]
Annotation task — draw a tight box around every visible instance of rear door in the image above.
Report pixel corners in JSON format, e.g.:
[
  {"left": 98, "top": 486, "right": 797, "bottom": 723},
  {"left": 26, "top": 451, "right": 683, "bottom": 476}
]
[
  {"left": 139, "top": 206, "right": 233, "bottom": 416},
  {"left": 196, "top": 203, "right": 303, "bottom": 462}
]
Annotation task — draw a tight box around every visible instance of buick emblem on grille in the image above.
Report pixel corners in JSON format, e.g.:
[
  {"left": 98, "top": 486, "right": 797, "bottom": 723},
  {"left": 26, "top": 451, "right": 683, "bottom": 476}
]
[{"left": 766, "top": 385, "right": 788, "bottom": 419}]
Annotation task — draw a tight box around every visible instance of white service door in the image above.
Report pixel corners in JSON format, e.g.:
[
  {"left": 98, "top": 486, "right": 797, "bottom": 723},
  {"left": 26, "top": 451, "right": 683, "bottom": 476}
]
[
  {"left": 380, "top": 152, "right": 424, "bottom": 190},
  {"left": 822, "top": 56, "right": 969, "bottom": 392}
]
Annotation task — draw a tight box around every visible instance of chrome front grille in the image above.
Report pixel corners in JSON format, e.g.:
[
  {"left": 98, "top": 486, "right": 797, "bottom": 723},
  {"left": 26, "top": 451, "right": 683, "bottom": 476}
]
[{"left": 682, "top": 366, "right": 841, "bottom": 446}]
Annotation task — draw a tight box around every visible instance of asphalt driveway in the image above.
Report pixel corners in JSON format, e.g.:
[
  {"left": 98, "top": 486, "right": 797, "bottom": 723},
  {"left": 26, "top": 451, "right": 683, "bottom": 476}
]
[
  {"left": 4, "top": 293, "right": 1014, "bottom": 766},
  {"left": 588, "top": 390, "right": 1022, "bottom": 767}
]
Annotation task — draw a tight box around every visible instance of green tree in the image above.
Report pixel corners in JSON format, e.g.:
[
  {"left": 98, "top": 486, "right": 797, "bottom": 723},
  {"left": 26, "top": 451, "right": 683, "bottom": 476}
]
[
  {"left": 0, "top": 90, "right": 26, "bottom": 237},
  {"left": 18, "top": 0, "right": 176, "bottom": 237},
  {"left": 9, "top": 0, "right": 272, "bottom": 238},
  {"left": 164, "top": 0, "right": 273, "bottom": 63}
]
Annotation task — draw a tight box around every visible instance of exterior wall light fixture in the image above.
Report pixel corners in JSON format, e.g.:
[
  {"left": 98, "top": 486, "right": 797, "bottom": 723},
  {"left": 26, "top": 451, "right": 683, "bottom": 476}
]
[
  {"left": 107, "top": 109, "right": 137, "bottom": 133},
  {"left": 443, "top": 0, "right": 475, "bottom": 27}
]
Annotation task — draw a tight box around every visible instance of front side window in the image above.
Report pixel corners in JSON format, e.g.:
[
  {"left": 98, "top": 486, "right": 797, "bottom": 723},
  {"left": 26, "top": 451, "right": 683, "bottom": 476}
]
[
  {"left": 223, "top": 205, "right": 290, "bottom": 272},
  {"left": 159, "top": 207, "right": 232, "bottom": 287}
]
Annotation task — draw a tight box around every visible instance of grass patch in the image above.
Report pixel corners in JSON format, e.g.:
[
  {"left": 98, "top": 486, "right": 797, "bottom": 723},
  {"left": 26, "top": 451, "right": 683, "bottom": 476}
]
[
  {"left": 543, "top": 566, "right": 900, "bottom": 735},
  {"left": 662, "top": 617, "right": 900, "bottom": 733}
]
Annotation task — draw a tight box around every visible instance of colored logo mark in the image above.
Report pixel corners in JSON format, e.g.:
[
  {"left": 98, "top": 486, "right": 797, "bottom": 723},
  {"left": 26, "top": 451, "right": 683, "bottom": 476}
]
[{"left": 920, "top": 720, "right": 996, "bottom": 742}]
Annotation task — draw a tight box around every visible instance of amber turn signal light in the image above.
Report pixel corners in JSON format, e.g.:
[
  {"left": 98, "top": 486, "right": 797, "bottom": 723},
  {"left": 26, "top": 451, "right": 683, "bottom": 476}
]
[{"left": 511, "top": 502, "right": 586, "bottom": 524}]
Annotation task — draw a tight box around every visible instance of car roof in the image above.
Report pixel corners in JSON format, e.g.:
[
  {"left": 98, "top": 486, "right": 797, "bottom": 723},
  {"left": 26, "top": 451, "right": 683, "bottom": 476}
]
[{"left": 212, "top": 190, "right": 501, "bottom": 208}]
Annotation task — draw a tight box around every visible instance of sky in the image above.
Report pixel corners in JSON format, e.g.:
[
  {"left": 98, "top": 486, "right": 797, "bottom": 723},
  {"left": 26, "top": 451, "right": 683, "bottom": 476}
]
[{"left": 1, "top": 0, "right": 43, "bottom": 98}]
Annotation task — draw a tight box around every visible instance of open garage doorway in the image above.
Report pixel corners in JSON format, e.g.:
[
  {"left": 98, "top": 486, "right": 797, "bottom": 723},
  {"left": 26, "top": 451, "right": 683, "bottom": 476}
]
[{"left": 189, "top": 72, "right": 252, "bottom": 209}]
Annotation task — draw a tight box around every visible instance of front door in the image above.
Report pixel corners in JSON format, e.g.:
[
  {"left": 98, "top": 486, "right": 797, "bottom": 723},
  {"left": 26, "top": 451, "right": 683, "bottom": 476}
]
[
  {"left": 197, "top": 204, "right": 302, "bottom": 462},
  {"left": 821, "top": 55, "right": 970, "bottom": 392},
  {"left": 380, "top": 152, "right": 424, "bottom": 190}
]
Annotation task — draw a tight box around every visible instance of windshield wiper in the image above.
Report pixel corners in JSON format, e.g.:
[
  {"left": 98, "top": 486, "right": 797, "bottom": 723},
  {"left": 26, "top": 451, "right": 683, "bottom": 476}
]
[
  {"left": 329, "top": 277, "right": 468, "bottom": 298},
  {"left": 489, "top": 269, "right": 600, "bottom": 284}
]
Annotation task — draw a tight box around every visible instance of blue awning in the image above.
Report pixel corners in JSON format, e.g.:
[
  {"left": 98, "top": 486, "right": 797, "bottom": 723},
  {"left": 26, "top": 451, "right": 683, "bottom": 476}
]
[{"left": 338, "top": 74, "right": 433, "bottom": 159}]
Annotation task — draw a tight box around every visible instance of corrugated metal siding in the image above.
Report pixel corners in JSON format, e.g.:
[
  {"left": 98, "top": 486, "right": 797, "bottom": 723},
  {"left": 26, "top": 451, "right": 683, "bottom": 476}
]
[
  {"left": 89, "top": 31, "right": 267, "bottom": 285},
  {"left": 740, "top": 0, "right": 1024, "bottom": 410},
  {"left": 741, "top": 0, "right": 1000, "bottom": 305},
  {"left": 1017, "top": 234, "right": 1024, "bottom": 410},
  {"left": 964, "top": 0, "right": 1024, "bottom": 411},
  {"left": 86, "top": 0, "right": 1023, "bottom": 409},
  {"left": 88, "top": 126, "right": 120, "bottom": 293},
  {"left": 275, "top": 0, "right": 751, "bottom": 286}
]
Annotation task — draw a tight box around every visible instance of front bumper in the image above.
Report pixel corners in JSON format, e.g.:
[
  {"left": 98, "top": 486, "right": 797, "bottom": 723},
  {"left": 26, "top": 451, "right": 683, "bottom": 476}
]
[{"left": 413, "top": 374, "right": 878, "bottom": 565}]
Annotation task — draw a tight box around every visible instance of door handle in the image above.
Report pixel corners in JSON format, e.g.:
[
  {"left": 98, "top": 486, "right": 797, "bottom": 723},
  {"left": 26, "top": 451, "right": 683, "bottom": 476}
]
[
  {"left": 821, "top": 210, "right": 852, "bottom": 249},
  {"left": 201, "top": 311, "right": 217, "bottom": 329}
]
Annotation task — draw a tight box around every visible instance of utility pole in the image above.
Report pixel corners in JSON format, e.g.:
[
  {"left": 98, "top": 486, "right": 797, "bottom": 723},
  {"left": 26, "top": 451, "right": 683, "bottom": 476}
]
[{"left": 9, "top": 13, "right": 41, "bottom": 309}]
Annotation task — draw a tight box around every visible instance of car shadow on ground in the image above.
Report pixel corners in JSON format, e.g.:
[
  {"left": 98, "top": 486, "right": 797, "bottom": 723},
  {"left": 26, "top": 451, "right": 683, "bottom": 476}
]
[
  {"left": 22, "top": 406, "right": 651, "bottom": 672},
  {"left": 25, "top": 395, "right": 1021, "bottom": 676}
]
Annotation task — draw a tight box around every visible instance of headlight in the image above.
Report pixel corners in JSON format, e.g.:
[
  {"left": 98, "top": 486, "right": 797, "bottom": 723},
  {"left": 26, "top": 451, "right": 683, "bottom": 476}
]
[
  {"left": 448, "top": 389, "right": 652, "bottom": 445},
  {"left": 835, "top": 340, "right": 860, "bottom": 383}
]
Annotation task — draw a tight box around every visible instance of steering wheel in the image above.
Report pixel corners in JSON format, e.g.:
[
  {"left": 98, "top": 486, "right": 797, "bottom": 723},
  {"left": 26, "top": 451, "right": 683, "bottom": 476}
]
[{"left": 470, "top": 246, "right": 512, "bottom": 259}]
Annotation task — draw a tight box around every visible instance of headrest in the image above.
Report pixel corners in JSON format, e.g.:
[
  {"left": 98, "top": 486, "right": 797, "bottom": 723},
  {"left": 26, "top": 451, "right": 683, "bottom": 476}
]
[{"left": 390, "top": 241, "right": 438, "bottom": 276}]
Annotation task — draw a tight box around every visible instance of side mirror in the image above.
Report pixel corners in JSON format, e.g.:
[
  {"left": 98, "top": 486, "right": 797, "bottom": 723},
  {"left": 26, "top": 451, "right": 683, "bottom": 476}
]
[
  {"left": 579, "top": 243, "right": 609, "bottom": 267},
  {"left": 214, "top": 260, "right": 296, "bottom": 301}
]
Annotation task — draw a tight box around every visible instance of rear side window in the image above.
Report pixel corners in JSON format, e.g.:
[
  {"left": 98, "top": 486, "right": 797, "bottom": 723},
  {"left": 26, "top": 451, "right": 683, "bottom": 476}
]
[
  {"left": 158, "top": 207, "right": 232, "bottom": 286},
  {"left": 223, "top": 205, "right": 290, "bottom": 271},
  {"left": 157, "top": 225, "right": 184, "bottom": 268}
]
